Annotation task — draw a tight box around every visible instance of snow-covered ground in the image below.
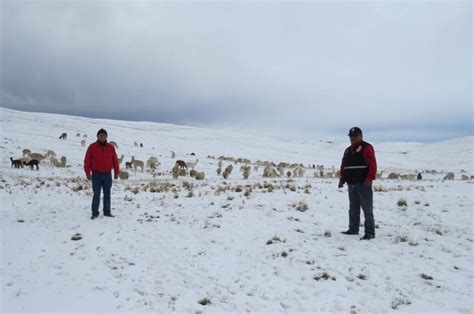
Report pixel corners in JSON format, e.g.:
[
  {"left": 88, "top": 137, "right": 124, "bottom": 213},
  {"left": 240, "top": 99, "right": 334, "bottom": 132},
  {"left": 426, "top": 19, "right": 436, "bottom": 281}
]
[{"left": 0, "top": 107, "right": 473, "bottom": 312}]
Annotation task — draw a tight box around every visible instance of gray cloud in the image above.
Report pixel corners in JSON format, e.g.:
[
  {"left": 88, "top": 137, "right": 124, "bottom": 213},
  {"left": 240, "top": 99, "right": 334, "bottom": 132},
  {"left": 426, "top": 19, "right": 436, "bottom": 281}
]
[{"left": 1, "top": 0, "right": 472, "bottom": 142}]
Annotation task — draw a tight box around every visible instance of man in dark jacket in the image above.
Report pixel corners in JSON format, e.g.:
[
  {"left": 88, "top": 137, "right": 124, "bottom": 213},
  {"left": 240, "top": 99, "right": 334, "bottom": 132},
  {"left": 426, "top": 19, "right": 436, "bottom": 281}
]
[
  {"left": 84, "top": 128, "right": 120, "bottom": 220},
  {"left": 338, "top": 127, "right": 377, "bottom": 240}
]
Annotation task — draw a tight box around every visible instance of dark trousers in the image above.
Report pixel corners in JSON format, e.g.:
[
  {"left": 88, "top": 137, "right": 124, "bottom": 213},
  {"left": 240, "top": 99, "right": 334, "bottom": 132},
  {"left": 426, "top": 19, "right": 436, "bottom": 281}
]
[
  {"left": 348, "top": 183, "right": 375, "bottom": 235},
  {"left": 91, "top": 172, "right": 112, "bottom": 216}
]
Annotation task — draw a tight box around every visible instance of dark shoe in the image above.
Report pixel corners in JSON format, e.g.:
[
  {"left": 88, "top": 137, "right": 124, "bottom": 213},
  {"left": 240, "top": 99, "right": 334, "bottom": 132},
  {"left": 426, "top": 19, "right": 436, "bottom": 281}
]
[
  {"left": 360, "top": 233, "right": 375, "bottom": 240},
  {"left": 104, "top": 214, "right": 115, "bottom": 218},
  {"left": 91, "top": 214, "right": 99, "bottom": 220},
  {"left": 341, "top": 230, "right": 359, "bottom": 235}
]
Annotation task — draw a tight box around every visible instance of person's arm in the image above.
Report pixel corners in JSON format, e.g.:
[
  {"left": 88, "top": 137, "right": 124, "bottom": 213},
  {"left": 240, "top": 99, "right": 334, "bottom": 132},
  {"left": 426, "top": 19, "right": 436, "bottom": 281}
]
[
  {"left": 84, "top": 145, "right": 92, "bottom": 178},
  {"left": 363, "top": 144, "right": 377, "bottom": 182},
  {"left": 112, "top": 147, "right": 120, "bottom": 178},
  {"left": 338, "top": 150, "right": 347, "bottom": 188}
]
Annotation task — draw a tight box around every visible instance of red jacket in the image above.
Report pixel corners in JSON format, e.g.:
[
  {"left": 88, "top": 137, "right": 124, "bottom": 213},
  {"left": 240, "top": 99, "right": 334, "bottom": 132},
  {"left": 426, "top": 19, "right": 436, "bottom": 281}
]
[
  {"left": 84, "top": 141, "right": 120, "bottom": 177},
  {"left": 339, "top": 140, "right": 377, "bottom": 183}
]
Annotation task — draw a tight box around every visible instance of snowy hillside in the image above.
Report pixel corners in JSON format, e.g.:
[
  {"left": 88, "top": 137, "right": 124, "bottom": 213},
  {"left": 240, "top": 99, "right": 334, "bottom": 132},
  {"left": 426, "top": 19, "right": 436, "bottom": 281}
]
[{"left": 0, "top": 107, "right": 473, "bottom": 312}]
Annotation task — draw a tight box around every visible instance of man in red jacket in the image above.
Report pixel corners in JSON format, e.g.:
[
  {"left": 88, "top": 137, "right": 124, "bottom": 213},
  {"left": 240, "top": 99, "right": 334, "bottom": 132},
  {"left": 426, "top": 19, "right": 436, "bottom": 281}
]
[
  {"left": 84, "top": 128, "right": 120, "bottom": 220},
  {"left": 338, "top": 127, "right": 377, "bottom": 240}
]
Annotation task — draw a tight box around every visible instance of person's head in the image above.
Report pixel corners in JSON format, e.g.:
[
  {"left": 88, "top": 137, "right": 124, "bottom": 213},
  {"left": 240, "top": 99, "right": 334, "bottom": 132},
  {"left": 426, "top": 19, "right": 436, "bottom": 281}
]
[
  {"left": 348, "top": 127, "right": 363, "bottom": 144},
  {"left": 97, "top": 128, "right": 108, "bottom": 144}
]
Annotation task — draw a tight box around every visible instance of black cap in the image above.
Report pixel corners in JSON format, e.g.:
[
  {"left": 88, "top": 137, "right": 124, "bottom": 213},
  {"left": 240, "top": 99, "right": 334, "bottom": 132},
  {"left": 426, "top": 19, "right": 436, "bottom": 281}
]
[
  {"left": 348, "top": 127, "right": 362, "bottom": 136},
  {"left": 97, "top": 128, "right": 108, "bottom": 136}
]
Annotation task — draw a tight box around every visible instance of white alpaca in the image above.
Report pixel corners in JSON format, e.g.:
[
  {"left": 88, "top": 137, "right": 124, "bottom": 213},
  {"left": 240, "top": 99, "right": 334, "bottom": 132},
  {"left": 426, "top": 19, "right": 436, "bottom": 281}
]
[
  {"left": 46, "top": 150, "right": 56, "bottom": 158},
  {"left": 50, "top": 156, "right": 67, "bottom": 167},
  {"left": 27, "top": 152, "right": 45, "bottom": 161},
  {"left": 109, "top": 141, "right": 119, "bottom": 149},
  {"left": 22, "top": 149, "right": 31, "bottom": 157},
  {"left": 147, "top": 157, "right": 160, "bottom": 169},
  {"left": 172, "top": 165, "right": 180, "bottom": 179},
  {"left": 119, "top": 171, "right": 129, "bottom": 180},
  {"left": 443, "top": 172, "right": 454, "bottom": 180},
  {"left": 187, "top": 159, "right": 199, "bottom": 170}
]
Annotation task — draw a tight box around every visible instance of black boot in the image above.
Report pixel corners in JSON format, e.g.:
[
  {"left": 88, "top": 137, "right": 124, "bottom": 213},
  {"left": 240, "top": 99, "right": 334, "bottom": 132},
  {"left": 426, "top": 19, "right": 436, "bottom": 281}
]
[
  {"left": 104, "top": 214, "right": 115, "bottom": 218},
  {"left": 341, "top": 230, "right": 359, "bottom": 235},
  {"left": 360, "top": 233, "right": 375, "bottom": 240},
  {"left": 91, "top": 214, "right": 99, "bottom": 220}
]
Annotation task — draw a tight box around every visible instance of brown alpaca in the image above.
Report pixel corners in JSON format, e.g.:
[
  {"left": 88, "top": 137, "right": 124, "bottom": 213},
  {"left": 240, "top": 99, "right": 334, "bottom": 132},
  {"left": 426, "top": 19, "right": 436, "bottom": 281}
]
[
  {"left": 175, "top": 160, "right": 187, "bottom": 170},
  {"left": 23, "top": 159, "right": 39, "bottom": 170},
  {"left": 10, "top": 157, "right": 23, "bottom": 168}
]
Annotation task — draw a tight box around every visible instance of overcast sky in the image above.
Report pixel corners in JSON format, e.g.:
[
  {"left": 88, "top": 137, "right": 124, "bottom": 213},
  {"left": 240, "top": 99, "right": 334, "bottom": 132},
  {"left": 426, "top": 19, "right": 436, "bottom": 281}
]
[{"left": 1, "top": 0, "right": 472, "bottom": 142}]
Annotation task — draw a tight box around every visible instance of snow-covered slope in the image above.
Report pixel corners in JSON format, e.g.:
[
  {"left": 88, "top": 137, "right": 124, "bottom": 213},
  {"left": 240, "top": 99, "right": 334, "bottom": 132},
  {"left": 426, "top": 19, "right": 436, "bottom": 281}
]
[{"left": 0, "top": 107, "right": 472, "bottom": 312}]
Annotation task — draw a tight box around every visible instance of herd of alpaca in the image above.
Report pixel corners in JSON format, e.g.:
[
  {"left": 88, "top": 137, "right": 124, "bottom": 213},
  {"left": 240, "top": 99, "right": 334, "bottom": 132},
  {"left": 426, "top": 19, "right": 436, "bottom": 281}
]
[{"left": 7, "top": 131, "right": 471, "bottom": 183}]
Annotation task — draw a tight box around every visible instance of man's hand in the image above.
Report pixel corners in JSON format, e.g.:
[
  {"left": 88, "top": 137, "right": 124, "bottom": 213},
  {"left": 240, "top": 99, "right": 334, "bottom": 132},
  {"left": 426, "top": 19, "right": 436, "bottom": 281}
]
[
  {"left": 363, "top": 179, "right": 372, "bottom": 187},
  {"left": 338, "top": 180, "right": 344, "bottom": 189},
  {"left": 114, "top": 174, "right": 119, "bottom": 180},
  {"left": 86, "top": 175, "right": 92, "bottom": 181}
]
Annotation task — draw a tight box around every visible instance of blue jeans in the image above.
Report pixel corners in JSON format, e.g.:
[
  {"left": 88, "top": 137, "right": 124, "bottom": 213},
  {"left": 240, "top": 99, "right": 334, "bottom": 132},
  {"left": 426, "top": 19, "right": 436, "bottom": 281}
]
[
  {"left": 348, "top": 183, "right": 375, "bottom": 235},
  {"left": 91, "top": 172, "right": 112, "bottom": 216}
]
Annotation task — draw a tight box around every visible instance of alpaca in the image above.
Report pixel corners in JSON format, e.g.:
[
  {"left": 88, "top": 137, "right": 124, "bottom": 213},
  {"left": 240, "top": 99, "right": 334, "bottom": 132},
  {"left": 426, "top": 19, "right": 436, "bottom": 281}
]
[
  {"left": 190, "top": 170, "right": 197, "bottom": 178},
  {"left": 23, "top": 159, "right": 39, "bottom": 170},
  {"left": 50, "top": 157, "right": 59, "bottom": 167},
  {"left": 146, "top": 157, "right": 160, "bottom": 169},
  {"left": 387, "top": 172, "right": 399, "bottom": 180},
  {"left": 443, "top": 172, "right": 455, "bottom": 180},
  {"left": 118, "top": 154, "right": 125, "bottom": 165},
  {"left": 278, "top": 166, "right": 285, "bottom": 177},
  {"left": 263, "top": 165, "right": 279, "bottom": 178},
  {"left": 50, "top": 156, "right": 66, "bottom": 167},
  {"left": 81, "top": 139, "right": 86, "bottom": 147},
  {"left": 59, "top": 132, "right": 67, "bottom": 140},
  {"left": 28, "top": 152, "right": 45, "bottom": 161},
  {"left": 131, "top": 156, "right": 144, "bottom": 171},
  {"left": 58, "top": 156, "right": 67, "bottom": 167},
  {"left": 187, "top": 159, "right": 199, "bottom": 170},
  {"left": 22, "top": 149, "right": 31, "bottom": 157},
  {"left": 109, "top": 141, "right": 119, "bottom": 149},
  {"left": 125, "top": 161, "right": 133, "bottom": 169},
  {"left": 175, "top": 160, "right": 187, "bottom": 170},
  {"left": 242, "top": 165, "right": 251, "bottom": 179},
  {"left": 119, "top": 171, "right": 129, "bottom": 180},
  {"left": 222, "top": 170, "right": 230, "bottom": 179},
  {"left": 10, "top": 157, "right": 23, "bottom": 168},
  {"left": 46, "top": 150, "right": 56, "bottom": 158},
  {"left": 172, "top": 165, "right": 180, "bottom": 179},
  {"left": 195, "top": 172, "right": 205, "bottom": 180}
]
